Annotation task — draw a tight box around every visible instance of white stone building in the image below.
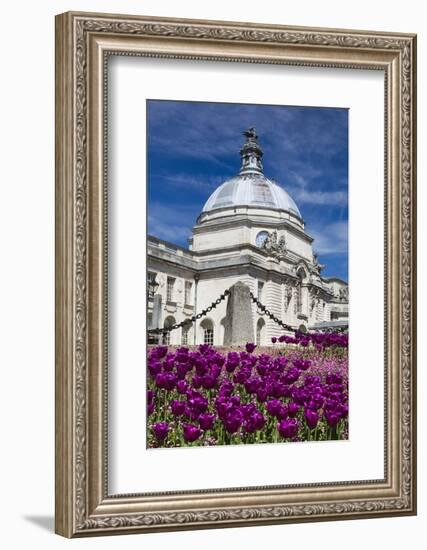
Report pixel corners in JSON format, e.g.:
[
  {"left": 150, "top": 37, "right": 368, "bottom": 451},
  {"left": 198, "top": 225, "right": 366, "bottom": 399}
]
[{"left": 147, "top": 128, "right": 348, "bottom": 346}]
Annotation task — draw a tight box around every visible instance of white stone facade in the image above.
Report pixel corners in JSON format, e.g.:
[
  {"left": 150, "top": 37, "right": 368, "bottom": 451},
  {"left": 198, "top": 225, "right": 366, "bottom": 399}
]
[{"left": 147, "top": 128, "right": 348, "bottom": 346}]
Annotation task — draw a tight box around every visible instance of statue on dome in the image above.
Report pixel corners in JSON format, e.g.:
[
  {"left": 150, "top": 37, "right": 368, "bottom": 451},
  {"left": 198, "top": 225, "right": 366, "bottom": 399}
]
[{"left": 243, "top": 127, "right": 258, "bottom": 141}]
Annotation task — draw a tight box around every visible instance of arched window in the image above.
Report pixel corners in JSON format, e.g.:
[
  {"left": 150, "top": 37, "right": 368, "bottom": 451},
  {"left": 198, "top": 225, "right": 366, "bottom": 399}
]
[
  {"left": 200, "top": 319, "right": 214, "bottom": 345},
  {"left": 181, "top": 320, "right": 192, "bottom": 345},
  {"left": 162, "top": 316, "right": 176, "bottom": 345},
  {"left": 256, "top": 318, "right": 266, "bottom": 346}
]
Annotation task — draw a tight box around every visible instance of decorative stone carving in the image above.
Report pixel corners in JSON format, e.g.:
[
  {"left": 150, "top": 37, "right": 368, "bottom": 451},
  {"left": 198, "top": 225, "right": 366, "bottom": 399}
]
[
  {"left": 156, "top": 273, "right": 166, "bottom": 288},
  {"left": 261, "top": 230, "right": 287, "bottom": 258},
  {"left": 293, "top": 287, "right": 299, "bottom": 315},
  {"left": 339, "top": 287, "right": 349, "bottom": 302},
  {"left": 312, "top": 253, "right": 325, "bottom": 274},
  {"left": 284, "top": 285, "right": 293, "bottom": 310}
]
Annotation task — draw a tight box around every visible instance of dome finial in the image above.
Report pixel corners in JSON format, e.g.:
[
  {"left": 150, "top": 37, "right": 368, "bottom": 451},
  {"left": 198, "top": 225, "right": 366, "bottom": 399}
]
[
  {"left": 240, "top": 127, "right": 263, "bottom": 174},
  {"left": 243, "top": 127, "right": 258, "bottom": 141}
]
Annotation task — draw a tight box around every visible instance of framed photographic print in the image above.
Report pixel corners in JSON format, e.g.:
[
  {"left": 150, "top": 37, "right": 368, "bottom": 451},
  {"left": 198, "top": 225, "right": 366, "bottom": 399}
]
[{"left": 55, "top": 11, "right": 417, "bottom": 537}]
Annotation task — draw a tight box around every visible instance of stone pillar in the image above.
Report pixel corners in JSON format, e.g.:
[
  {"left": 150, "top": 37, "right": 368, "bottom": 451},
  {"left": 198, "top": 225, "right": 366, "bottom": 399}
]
[
  {"left": 223, "top": 281, "right": 254, "bottom": 346},
  {"left": 152, "top": 294, "right": 162, "bottom": 343}
]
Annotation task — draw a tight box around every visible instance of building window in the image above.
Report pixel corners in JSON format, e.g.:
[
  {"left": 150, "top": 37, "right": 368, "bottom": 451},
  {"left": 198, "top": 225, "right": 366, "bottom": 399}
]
[
  {"left": 184, "top": 281, "right": 192, "bottom": 305},
  {"left": 162, "top": 316, "right": 176, "bottom": 345},
  {"left": 201, "top": 319, "right": 214, "bottom": 345},
  {"left": 181, "top": 321, "right": 191, "bottom": 345},
  {"left": 256, "top": 318, "right": 265, "bottom": 345},
  {"left": 204, "top": 327, "right": 214, "bottom": 345},
  {"left": 166, "top": 277, "right": 175, "bottom": 302},
  {"left": 257, "top": 281, "right": 264, "bottom": 301}
]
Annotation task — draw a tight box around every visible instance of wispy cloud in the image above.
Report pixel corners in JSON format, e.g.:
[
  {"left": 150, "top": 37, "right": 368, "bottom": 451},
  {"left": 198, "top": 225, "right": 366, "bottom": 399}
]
[
  {"left": 292, "top": 188, "right": 348, "bottom": 207},
  {"left": 308, "top": 221, "right": 348, "bottom": 255},
  {"left": 148, "top": 202, "right": 194, "bottom": 243},
  {"left": 152, "top": 173, "right": 226, "bottom": 193}
]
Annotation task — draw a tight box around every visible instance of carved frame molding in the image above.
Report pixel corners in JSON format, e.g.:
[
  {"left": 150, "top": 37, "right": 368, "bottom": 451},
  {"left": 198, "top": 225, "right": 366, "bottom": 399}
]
[{"left": 55, "top": 11, "right": 416, "bottom": 537}]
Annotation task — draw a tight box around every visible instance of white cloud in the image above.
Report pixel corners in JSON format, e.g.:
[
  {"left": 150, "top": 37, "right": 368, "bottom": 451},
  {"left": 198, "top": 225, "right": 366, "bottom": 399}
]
[
  {"left": 155, "top": 173, "right": 224, "bottom": 193},
  {"left": 148, "top": 202, "right": 194, "bottom": 243},
  {"left": 309, "top": 221, "right": 348, "bottom": 255},
  {"left": 292, "top": 188, "right": 348, "bottom": 207}
]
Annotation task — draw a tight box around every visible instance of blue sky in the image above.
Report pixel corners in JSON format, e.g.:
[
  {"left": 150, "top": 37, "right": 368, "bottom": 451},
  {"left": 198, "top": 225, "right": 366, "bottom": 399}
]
[{"left": 147, "top": 100, "right": 348, "bottom": 281}]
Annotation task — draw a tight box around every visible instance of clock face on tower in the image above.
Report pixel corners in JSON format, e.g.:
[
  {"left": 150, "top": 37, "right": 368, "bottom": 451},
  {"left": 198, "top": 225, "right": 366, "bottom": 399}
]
[{"left": 256, "top": 231, "right": 269, "bottom": 248}]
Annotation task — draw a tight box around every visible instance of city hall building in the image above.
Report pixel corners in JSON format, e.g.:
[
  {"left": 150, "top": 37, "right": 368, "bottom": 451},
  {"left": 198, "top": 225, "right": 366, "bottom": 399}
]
[{"left": 147, "top": 128, "right": 348, "bottom": 346}]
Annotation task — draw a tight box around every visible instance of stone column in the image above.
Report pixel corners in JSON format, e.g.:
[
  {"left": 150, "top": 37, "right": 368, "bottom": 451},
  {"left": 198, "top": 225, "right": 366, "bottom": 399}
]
[
  {"left": 223, "top": 281, "right": 254, "bottom": 346},
  {"left": 152, "top": 294, "right": 162, "bottom": 344}
]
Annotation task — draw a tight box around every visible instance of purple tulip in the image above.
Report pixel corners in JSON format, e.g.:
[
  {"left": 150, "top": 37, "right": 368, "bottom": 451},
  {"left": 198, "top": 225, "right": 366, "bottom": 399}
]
[
  {"left": 325, "top": 410, "right": 341, "bottom": 427},
  {"left": 153, "top": 346, "right": 168, "bottom": 359},
  {"left": 188, "top": 395, "right": 209, "bottom": 414},
  {"left": 271, "top": 337, "right": 277, "bottom": 343},
  {"left": 277, "top": 418, "right": 299, "bottom": 439},
  {"left": 148, "top": 360, "right": 162, "bottom": 377},
  {"left": 176, "top": 379, "right": 189, "bottom": 394},
  {"left": 244, "top": 377, "right": 262, "bottom": 394},
  {"left": 198, "top": 344, "right": 212, "bottom": 355},
  {"left": 304, "top": 375, "right": 321, "bottom": 386},
  {"left": 201, "top": 374, "right": 218, "bottom": 389},
  {"left": 304, "top": 408, "right": 319, "bottom": 429},
  {"left": 256, "top": 386, "right": 269, "bottom": 403},
  {"left": 183, "top": 423, "right": 202, "bottom": 442},
  {"left": 184, "top": 406, "right": 200, "bottom": 421},
  {"left": 234, "top": 368, "right": 251, "bottom": 384},
  {"left": 271, "top": 381, "right": 287, "bottom": 398},
  {"left": 245, "top": 410, "right": 266, "bottom": 433},
  {"left": 266, "top": 399, "right": 282, "bottom": 417},
  {"left": 245, "top": 342, "right": 257, "bottom": 354},
  {"left": 223, "top": 409, "right": 243, "bottom": 434},
  {"left": 170, "top": 399, "right": 186, "bottom": 416},
  {"left": 155, "top": 371, "right": 177, "bottom": 390},
  {"left": 176, "top": 363, "right": 190, "bottom": 379},
  {"left": 163, "top": 357, "right": 175, "bottom": 371},
  {"left": 152, "top": 422, "right": 169, "bottom": 441},
  {"left": 293, "top": 359, "right": 311, "bottom": 371},
  {"left": 287, "top": 402, "right": 300, "bottom": 417},
  {"left": 256, "top": 362, "right": 270, "bottom": 376},
  {"left": 326, "top": 373, "right": 343, "bottom": 385},
  {"left": 147, "top": 402, "right": 155, "bottom": 416},
  {"left": 230, "top": 395, "right": 241, "bottom": 407},
  {"left": 199, "top": 413, "right": 216, "bottom": 431},
  {"left": 284, "top": 367, "right": 300, "bottom": 384},
  {"left": 240, "top": 403, "right": 256, "bottom": 420}
]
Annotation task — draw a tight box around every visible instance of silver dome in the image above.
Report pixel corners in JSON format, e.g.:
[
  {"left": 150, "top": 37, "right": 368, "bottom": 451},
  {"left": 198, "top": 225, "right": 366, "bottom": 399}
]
[
  {"left": 202, "top": 173, "right": 301, "bottom": 217},
  {"left": 201, "top": 128, "right": 301, "bottom": 218}
]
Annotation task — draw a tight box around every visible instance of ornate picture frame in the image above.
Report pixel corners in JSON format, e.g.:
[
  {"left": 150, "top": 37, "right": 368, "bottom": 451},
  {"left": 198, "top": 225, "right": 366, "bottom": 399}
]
[{"left": 55, "top": 11, "right": 417, "bottom": 537}]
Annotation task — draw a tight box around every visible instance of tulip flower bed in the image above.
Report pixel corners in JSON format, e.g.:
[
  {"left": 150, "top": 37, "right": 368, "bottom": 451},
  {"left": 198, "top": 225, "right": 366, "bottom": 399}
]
[{"left": 147, "top": 332, "right": 348, "bottom": 448}]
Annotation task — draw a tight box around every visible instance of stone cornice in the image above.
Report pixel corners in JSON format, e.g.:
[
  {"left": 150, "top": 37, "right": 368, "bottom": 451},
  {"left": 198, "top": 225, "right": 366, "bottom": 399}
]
[{"left": 192, "top": 213, "right": 313, "bottom": 243}]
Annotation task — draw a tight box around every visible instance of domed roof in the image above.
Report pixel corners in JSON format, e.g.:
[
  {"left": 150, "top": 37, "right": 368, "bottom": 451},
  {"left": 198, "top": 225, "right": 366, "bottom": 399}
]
[
  {"left": 202, "top": 172, "right": 301, "bottom": 217},
  {"left": 201, "top": 127, "right": 301, "bottom": 219}
]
